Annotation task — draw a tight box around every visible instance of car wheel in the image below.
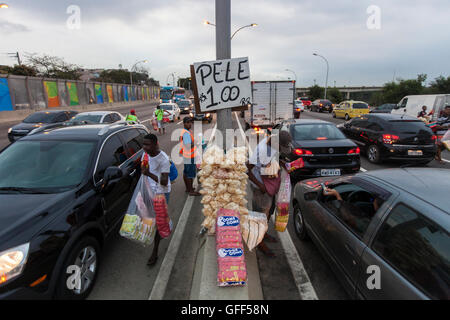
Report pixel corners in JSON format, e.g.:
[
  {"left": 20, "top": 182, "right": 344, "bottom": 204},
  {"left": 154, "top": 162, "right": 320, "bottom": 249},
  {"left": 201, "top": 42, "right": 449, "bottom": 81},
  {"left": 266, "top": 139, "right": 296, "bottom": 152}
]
[
  {"left": 293, "top": 202, "right": 309, "bottom": 241},
  {"left": 345, "top": 114, "right": 350, "bottom": 121},
  {"left": 367, "top": 145, "right": 382, "bottom": 164},
  {"left": 332, "top": 112, "right": 336, "bottom": 118},
  {"left": 55, "top": 236, "right": 100, "bottom": 300}
]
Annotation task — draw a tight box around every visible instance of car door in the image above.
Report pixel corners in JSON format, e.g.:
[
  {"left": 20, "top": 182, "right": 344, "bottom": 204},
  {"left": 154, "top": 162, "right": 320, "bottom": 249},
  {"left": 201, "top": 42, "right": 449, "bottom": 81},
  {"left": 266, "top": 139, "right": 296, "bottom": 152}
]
[
  {"left": 311, "top": 178, "right": 390, "bottom": 297},
  {"left": 54, "top": 113, "right": 69, "bottom": 123},
  {"left": 103, "top": 114, "right": 114, "bottom": 124},
  {"left": 350, "top": 118, "right": 369, "bottom": 148},
  {"left": 94, "top": 133, "right": 132, "bottom": 227},
  {"left": 357, "top": 200, "right": 450, "bottom": 300}
]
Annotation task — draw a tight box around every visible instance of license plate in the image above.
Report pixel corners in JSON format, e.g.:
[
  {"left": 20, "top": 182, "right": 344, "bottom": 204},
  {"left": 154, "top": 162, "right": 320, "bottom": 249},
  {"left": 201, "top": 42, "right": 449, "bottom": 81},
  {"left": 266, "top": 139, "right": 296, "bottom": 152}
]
[
  {"left": 321, "top": 169, "right": 341, "bottom": 176},
  {"left": 408, "top": 150, "right": 423, "bottom": 156}
]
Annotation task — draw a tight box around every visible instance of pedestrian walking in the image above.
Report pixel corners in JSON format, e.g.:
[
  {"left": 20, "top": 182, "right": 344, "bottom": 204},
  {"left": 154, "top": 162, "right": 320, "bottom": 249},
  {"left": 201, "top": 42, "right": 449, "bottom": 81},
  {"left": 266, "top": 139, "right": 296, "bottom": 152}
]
[
  {"left": 155, "top": 105, "right": 166, "bottom": 135},
  {"left": 141, "top": 134, "right": 172, "bottom": 265},
  {"left": 180, "top": 117, "right": 201, "bottom": 196}
]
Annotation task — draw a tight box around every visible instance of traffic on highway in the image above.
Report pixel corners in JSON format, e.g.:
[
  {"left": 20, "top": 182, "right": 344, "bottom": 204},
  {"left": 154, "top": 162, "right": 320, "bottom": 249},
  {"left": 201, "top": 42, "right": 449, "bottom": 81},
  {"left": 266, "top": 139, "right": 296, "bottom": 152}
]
[{"left": 0, "top": 0, "right": 449, "bottom": 310}]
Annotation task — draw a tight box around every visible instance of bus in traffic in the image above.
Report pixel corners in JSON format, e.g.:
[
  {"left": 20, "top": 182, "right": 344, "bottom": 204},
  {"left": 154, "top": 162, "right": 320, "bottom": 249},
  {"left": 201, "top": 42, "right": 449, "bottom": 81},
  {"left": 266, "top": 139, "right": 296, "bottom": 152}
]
[
  {"left": 174, "top": 87, "right": 186, "bottom": 103},
  {"left": 160, "top": 86, "right": 175, "bottom": 103}
]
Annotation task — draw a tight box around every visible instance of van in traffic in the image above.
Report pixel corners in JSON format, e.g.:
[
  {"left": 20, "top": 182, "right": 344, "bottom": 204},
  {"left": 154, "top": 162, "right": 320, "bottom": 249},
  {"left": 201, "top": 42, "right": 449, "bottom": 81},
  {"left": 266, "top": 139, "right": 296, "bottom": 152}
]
[
  {"left": 392, "top": 94, "right": 450, "bottom": 120},
  {"left": 332, "top": 100, "right": 370, "bottom": 120}
]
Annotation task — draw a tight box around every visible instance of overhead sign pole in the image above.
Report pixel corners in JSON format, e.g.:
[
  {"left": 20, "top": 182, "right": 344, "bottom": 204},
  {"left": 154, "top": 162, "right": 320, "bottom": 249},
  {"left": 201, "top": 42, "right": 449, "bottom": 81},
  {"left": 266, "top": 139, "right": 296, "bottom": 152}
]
[{"left": 216, "top": 0, "right": 232, "bottom": 150}]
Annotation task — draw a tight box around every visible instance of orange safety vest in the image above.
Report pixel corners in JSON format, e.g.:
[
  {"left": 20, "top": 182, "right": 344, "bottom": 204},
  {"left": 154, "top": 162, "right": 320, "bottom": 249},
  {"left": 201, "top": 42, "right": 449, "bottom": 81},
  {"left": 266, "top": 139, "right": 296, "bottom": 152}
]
[{"left": 179, "top": 129, "right": 197, "bottom": 159}]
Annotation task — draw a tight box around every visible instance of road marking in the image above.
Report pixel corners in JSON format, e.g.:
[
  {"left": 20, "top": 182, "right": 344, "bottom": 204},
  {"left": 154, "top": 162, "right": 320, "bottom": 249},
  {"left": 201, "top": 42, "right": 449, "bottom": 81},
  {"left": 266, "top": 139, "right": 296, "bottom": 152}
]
[
  {"left": 149, "top": 122, "right": 217, "bottom": 300},
  {"left": 271, "top": 215, "right": 318, "bottom": 300},
  {"left": 177, "top": 121, "right": 183, "bottom": 125},
  {"left": 234, "top": 115, "right": 318, "bottom": 300},
  {"left": 360, "top": 167, "right": 367, "bottom": 172}
]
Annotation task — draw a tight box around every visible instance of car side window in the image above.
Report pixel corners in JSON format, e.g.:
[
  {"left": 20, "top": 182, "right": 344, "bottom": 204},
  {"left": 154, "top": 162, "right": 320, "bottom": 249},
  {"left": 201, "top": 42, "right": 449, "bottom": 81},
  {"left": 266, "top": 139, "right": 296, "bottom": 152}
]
[
  {"left": 103, "top": 115, "right": 113, "bottom": 123},
  {"left": 320, "top": 181, "right": 386, "bottom": 239},
  {"left": 367, "top": 121, "right": 383, "bottom": 132},
  {"left": 95, "top": 134, "right": 127, "bottom": 182},
  {"left": 372, "top": 204, "right": 450, "bottom": 300},
  {"left": 55, "top": 113, "right": 68, "bottom": 122},
  {"left": 120, "top": 129, "right": 143, "bottom": 158}
]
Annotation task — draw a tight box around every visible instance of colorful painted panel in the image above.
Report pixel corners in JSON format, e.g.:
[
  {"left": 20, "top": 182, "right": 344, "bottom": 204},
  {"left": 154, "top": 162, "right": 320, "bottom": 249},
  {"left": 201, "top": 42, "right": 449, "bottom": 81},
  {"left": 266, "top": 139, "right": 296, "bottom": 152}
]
[
  {"left": 123, "top": 86, "right": 129, "bottom": 101},
  {"left": 95, "top": 84, "right": 103, "bottom": 103},
  {"left": 107, "top": 85, "right": 114, "bottom": 103},
  {"left": 67, "top": 82, "right": 79, "bottom": 106},
  {"left": 0, "top": 78, "right": 13, "bottom": 111},
  {"left": 142, "top": 87, "right": 145, "bottom": 100},
  {"left": 44, "top": 81, "right": 60, "bottom": 107},
  {"left": 146, "top": 87, "right": 150, "bottom": 100}
]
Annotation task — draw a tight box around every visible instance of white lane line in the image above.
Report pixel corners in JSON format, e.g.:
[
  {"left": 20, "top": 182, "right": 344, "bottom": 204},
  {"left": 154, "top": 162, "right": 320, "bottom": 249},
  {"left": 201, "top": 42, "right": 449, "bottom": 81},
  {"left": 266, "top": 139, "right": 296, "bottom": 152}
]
[
  {"left": 149, "top": 122, "right": 216, "bottom": 300},
  {"left": 360, "top": 167, "right": 367, "bottom": 172},
  {"left": 177, "top": 121, "right": 183, "bottom": 125},
  {"left": 234, "top": 116, "right": 318, "bottom": 300},
  {"left": 271, "top": 215, "right": 318, "bottom": 300}
]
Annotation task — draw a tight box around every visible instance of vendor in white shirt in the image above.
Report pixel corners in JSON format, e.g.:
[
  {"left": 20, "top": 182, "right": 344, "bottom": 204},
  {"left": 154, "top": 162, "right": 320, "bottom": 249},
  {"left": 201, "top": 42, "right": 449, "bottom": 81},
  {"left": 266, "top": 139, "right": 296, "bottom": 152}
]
[{"left": 141, "top": 133, "right": 171, "bottom": 266}]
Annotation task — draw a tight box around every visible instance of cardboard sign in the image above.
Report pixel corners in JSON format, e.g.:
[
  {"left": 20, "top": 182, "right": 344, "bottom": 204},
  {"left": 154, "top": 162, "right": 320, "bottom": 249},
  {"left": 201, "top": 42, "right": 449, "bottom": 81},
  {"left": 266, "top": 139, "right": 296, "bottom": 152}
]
[{"left": 192, "top": 57, "right": 252, "bottom": 112}]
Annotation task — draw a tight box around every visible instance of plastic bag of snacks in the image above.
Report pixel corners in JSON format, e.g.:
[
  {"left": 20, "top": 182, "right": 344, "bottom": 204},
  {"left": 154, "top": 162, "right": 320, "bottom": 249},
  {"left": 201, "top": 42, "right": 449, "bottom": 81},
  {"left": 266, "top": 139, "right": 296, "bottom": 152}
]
[
  {"left": 285, "top": 158, "right": 304, "bottom": 173},
  {"left": 216, "top": 209, "right": 247, "bottom": 287},
  {"left": 442, "top": 130, "right": 450, "bottom": 152},
  {"left": 153, "top": 194, "right": 173, "bottom": 239},
  {"left": 275, "top": 169, "right": 291, "bottom": 232},
  {"left": 119, "top": 176, "right": 157, "bottom": 246},
  {"left": 240, "top": 211, "right": 268, "bottom": 251}
]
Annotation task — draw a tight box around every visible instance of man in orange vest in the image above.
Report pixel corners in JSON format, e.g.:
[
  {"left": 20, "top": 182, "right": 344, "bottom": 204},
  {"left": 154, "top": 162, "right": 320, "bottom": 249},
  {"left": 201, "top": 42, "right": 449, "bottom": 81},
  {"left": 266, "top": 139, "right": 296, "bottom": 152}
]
[{"left": 180, "top": 117, "right": 201, "bottom": 196}]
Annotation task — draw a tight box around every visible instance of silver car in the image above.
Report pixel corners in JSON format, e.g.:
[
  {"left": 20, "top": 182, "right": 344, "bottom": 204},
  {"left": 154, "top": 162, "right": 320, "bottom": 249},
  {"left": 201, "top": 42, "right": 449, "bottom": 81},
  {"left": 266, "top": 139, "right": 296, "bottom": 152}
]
[{"left": 293, "top": 168, "right": 450, "bottom": 300}]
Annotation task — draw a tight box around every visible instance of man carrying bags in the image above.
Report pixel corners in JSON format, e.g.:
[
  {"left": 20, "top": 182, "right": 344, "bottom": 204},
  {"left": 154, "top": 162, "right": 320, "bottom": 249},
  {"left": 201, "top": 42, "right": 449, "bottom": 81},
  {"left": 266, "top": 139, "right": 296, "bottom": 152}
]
[{"left": 180, "top": 117, "right": 201, "bottom": 196}]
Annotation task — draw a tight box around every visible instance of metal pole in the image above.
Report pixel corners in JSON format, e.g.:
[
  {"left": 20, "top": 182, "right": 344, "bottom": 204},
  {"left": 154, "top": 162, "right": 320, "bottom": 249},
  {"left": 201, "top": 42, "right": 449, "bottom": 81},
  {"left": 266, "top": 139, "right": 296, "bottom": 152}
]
[
  {"left": 216, "top": 0, "right": 232, "bottom": 150},
  {"left": 325, "top": 58, "right": 329, "bottom": 100}
]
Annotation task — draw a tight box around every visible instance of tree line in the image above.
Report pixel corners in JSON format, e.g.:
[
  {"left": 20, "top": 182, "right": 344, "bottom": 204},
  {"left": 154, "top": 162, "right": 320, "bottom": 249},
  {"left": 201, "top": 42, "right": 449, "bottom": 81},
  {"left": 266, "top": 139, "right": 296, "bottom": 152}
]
[
  {"left": 302, "top": 74, "right": 450, "bottom": 105},
  {"left": 0, "top": 53, "right": 159, "bottom": 86}
]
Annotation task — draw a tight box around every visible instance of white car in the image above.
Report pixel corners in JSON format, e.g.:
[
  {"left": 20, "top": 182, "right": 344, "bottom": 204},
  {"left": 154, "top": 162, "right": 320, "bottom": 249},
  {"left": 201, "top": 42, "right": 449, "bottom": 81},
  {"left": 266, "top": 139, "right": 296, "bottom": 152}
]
[
  {"left": 156, "top": 103, "right": 181, "bottom": 122},
  {"left": 68, "top": 111, "right": 125, "bottom": 124},
  {"left": 295, "top": 100, "right": 305, "bottom": 112}
]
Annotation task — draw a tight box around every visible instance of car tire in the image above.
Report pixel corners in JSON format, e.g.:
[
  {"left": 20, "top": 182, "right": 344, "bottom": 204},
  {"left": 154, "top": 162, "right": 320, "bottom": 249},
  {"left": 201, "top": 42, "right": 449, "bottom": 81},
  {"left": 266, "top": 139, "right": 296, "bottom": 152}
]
[
  {"left": 345, "top": 114, "right": 350, "bottom": 121},
  {"left": 367, "top": 144, "right": 382, "bottom": 164},
  {"left": 55, "top": 236, "right": 101, "bottom": 300},
  {"left": 332, "top": 112, "right": 336, "bottom": 118},
  {"left": 293, "top": 202, "right": 309, "bottom": 241}
]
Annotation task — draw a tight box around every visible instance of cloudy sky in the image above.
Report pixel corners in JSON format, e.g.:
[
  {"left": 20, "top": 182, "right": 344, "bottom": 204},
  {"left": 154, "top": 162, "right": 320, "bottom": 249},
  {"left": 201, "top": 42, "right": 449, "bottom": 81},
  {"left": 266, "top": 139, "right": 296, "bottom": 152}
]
[{"left": 1, "top": 0, "right": 449, "bottom": 87}]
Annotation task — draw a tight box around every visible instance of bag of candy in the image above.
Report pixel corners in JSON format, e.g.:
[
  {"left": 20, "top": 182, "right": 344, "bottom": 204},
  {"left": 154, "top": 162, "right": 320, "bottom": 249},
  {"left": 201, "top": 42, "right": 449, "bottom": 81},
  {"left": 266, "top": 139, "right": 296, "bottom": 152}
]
[
  {"left": 119, "top": 176, "right": 157, "bottom": 246},
  {"left": 153, "top": 194, "right": 173, "bottom": 239},
  {"left": 240, "top": 211, "right": 268, "bottom": 251},
  {"left": 285, "top": 158, "right": 304, "bottom": 173},
  {"left": 275, "top": 169, "right": 290, "bottom": 232}
]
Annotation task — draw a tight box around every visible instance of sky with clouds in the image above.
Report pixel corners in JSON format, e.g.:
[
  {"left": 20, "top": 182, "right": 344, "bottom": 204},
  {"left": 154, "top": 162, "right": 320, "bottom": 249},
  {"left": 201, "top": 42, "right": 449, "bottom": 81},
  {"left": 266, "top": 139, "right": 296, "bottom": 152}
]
[{"left": 0, "top": 0, "right": 449, "bottom": 87}]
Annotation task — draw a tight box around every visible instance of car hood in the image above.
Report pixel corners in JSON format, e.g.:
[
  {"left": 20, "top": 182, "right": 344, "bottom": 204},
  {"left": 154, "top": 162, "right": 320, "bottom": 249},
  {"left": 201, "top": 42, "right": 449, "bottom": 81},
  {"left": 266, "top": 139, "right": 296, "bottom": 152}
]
[
  {"left": 293, "top": 139, "right": 356, "bottom": 149},
  {"left": 11, "top": 122, "right": 44, "bottom": 132},
  {"left": 0, "top": 192, "right": 74, "bottom": 247}
]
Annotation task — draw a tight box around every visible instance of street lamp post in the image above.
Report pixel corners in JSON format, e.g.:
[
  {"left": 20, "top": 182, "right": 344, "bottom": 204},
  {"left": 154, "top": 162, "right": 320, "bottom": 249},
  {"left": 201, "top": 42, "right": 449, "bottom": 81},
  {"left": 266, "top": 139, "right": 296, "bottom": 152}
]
[
  {"left": 0, "top": 3, "right": 9, "bottom": 9},
  {"left": 313, "top": 53, "right": 329, "bottom": 100},
  {"left": 285, "top": 69, "right": 297, "bottom": 85},
  {"left": 204, "top": 20, "right": 257, "bottom": 41}
]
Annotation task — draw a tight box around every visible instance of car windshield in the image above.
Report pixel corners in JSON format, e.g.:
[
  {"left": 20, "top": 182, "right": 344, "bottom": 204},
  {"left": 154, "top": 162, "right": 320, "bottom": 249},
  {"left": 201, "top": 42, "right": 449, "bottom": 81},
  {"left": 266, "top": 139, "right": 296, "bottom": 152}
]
[
  {"left": 23, "top": 112, "right": 57, "bottom": 124},
  {"left": 293, "top": 124, "right": 347, "bottom": 140},
  {"left": 0, "top": 140, "right": 95, "bottom": 193},
  {"left": 178, "top": 101, "right": 190, "bottom": 107},
  {"left": 353, "top": 103, "right": 369, "bottom": 109},
  {"left": 71, "top": 114, "right": 103, "bottom": 123},
  {"left": 161, "top": 105, "right": 173, "bottom": 111},
  {"left": 388, "top": 120, "right": 428, "bottom": 133}
]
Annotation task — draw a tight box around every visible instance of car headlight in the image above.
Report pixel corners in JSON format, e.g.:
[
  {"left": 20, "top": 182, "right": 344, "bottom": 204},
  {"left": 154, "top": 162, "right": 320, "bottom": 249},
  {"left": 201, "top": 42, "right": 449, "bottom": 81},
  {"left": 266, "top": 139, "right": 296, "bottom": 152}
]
[
  {"left": 206, "top": 113, "right": 211, "bottom": 117},
  {"left": 8, "top": 128, "right": 12, "bottom": 134},
  {"left": 0, "top": 243, "right": 30, "bottom": 286}
]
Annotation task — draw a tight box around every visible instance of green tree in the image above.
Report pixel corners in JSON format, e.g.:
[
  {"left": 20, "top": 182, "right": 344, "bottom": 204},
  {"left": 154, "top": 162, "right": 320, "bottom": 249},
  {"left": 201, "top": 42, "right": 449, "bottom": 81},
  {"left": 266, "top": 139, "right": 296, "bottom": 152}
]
[
  {"left": 97, "top": 69, "right": 158, "bottom": 85},
  {"left": 380, "top": 74, "right": 427, "bottom": 104},
  {"left": 308, "top": 85, "right": 324, "bottom": 101},
  {"left": 428, "top": 76, "right": 450, "bottom": 94},
  {"left": 0, "top": 64, "right": 38, "bottom": 76},
  {"left": 327, "top": 88, "right": 343, "bottom": 103},
  {"left": 26, "top": 53, "right": 81, "bottom": 80}
]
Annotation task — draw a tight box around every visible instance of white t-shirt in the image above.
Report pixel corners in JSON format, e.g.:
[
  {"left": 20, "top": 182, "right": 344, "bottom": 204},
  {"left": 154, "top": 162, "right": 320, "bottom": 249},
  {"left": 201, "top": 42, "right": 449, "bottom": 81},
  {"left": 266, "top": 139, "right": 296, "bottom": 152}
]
[
  {"left": 141, "top": 151, "right": 171, "bottom": 194},
  {"left": 249, "top": 138, "right": 278, "bottom": 189}
]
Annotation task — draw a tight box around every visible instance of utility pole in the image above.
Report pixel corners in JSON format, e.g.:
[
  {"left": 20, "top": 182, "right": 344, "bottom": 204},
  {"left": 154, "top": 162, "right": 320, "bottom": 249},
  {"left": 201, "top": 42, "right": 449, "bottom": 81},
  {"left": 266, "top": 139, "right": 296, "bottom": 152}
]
[
  {"left": 8, "top": 52, "right": 21, "bottom": 65},
  {"left": 215, "top": 0, "right": 232, "bottom": 150}
]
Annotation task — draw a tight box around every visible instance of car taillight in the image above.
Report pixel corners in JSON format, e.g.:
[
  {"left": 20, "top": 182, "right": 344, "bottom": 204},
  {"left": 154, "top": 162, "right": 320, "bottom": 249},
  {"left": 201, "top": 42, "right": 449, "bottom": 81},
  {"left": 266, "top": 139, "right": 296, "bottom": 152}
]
[
  {"left": 294, "top": 148, "right": 313, "bottom": 156},
  {"left": 432, "top": 135, "right": 438, "bottom": 144},
  {"left": 383, "top": 134, "right": 399, "bottom": 144},
  {"left": 348, "top": 147, "right": 360, "bottom": 155},
  {"left": 320, "top": 104, "right": 323, "bottom": 107},
  {"left": 316, "top": 137, "right": 327, "bottom": 140},
  {"left": 296, "top": 108, "right": 301, "bottom": 111}
]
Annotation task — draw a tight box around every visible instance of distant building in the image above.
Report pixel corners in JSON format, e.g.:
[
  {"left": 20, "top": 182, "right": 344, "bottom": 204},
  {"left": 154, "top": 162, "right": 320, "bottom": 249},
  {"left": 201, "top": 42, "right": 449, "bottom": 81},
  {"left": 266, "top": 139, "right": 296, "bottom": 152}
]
[{"left": 79, "top": 68, "right": 105, "bottom": 81}]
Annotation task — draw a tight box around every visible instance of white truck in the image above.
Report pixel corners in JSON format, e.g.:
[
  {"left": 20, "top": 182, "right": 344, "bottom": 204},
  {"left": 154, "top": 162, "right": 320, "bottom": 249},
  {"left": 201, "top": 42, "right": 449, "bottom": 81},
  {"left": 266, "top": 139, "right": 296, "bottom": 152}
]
[
  {"left": 392, "top": 94, "right": 450, "bottom": 120},
  {"left": 244, "top": 80, "right": 296, "bottom": 130}
]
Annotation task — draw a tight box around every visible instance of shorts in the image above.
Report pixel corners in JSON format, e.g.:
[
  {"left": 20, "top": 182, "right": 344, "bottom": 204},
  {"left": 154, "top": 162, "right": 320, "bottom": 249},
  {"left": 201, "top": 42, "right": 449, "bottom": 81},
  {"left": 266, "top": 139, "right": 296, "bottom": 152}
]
[
  {"left": 157, "top": 120, "right": 164, "bottom": 129},
  {"left": 251, "top": 184, "right": 275, "bottom": 217},
  {"left": 183, "top": 163, "right": 197, "bottom": 179}
]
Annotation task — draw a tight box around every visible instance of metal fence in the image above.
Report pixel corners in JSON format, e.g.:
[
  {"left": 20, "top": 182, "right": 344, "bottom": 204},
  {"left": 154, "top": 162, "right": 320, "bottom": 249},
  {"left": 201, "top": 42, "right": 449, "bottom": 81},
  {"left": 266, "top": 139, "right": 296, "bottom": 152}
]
[{"left": 0, "top": 74, "right": 160, "bottom": 112}]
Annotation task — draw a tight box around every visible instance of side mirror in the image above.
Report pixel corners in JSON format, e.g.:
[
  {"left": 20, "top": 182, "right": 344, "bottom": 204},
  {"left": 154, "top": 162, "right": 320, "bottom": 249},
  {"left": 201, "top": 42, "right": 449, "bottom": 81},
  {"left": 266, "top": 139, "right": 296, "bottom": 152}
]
[
  {"left": 304, "top": 192, "right": 318, "bottom": 201},
  {"left": 101, "top": 166, "right": 123, "bottom": 191},
  {"left": 344, "top": 122, "right": 351, "bottom": 128}
]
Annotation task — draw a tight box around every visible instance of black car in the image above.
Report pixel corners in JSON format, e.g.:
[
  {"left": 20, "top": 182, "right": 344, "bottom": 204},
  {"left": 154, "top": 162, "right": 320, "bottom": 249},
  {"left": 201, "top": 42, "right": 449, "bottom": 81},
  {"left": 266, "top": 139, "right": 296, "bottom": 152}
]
[
  {"left": 178, "top": 99, "right": 193, "bottom": 114},
  {"left": 292, "top": 168, "right": 450, "bottom": 299},
  {"left": 311, "top": 99, "right": 333, "bottom": 113},
  {"left": 8, "top": 110, "right": 78, "bottom": 143},
  {"left": 189, "top": 109, "right": 212, "bottom": 123},
  {"left": 370, "top": 103, "right": 395, "bottom": 114},
  {"left": 0, "top": 123, "right": 148, "bottom": 299},
  {"left": 338, "top": 114, "right": 437, "bottom": 164},
  {"left": 276, "top": 119, "right": 361, "bottom": 184}
]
